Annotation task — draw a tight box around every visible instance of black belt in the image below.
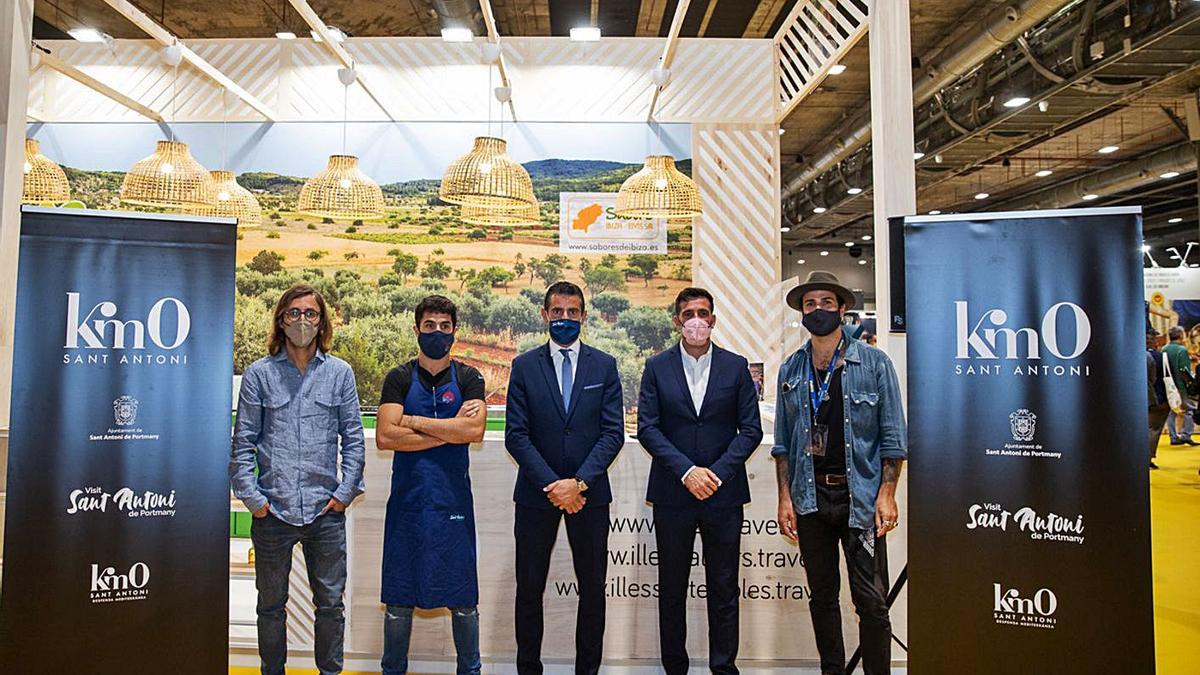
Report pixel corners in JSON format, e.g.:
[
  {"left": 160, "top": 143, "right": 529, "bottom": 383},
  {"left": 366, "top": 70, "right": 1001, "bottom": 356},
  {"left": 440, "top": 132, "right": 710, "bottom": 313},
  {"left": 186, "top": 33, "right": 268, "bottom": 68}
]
[{"left": 815, "top": 473, "right": 847, "bottom": 486}]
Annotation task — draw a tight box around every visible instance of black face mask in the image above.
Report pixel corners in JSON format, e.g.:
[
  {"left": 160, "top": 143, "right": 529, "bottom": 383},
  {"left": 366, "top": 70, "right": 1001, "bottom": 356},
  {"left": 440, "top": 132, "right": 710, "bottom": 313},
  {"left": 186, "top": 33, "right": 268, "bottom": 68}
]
[{"left": 802, "top": 308, "right": 842, "bottom": 337}]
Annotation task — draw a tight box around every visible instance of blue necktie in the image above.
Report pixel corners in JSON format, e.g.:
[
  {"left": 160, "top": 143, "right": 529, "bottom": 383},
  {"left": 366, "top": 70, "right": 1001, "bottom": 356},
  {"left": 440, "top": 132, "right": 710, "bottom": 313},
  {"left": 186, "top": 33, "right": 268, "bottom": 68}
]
[{"left": 560, "top": 349, "right": 573, "bottom": 412}]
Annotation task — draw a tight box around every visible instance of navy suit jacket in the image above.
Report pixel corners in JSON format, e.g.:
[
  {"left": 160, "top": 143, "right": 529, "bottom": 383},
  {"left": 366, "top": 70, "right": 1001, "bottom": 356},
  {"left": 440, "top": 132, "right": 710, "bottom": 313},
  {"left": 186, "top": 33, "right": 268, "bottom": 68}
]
[
  {"left": 637, "top": 343, "right": 763, "bottom": 507},
  {"left": 505, "top": 342, "right": 625, "bottom": 509}
]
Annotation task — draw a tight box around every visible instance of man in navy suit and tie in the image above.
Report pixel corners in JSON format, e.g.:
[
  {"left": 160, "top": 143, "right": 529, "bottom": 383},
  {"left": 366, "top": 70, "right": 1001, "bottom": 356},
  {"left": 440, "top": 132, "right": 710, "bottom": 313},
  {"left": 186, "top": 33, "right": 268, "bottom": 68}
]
[
  {"left": 638, "top": 287, "right": 763, "bottom": 675},
  {"left": 505, "top": 281, "right": 625, "bottom": 675}
]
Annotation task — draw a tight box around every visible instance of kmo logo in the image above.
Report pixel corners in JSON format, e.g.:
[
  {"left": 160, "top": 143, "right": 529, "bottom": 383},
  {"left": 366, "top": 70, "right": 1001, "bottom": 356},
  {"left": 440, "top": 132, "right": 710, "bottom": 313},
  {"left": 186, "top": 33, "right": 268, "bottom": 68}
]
[
  {"left": 994, "top": 583, "right": 1057, "bottom": 617},
  {"left": 64, "top": 292, "right": 191, "bottom": 350},
  {"left": 91, "top": 561, "right": 150, "bottom": 593},
  {"left": 956, "top": 301, "right": 1091, "bottom": 360}
]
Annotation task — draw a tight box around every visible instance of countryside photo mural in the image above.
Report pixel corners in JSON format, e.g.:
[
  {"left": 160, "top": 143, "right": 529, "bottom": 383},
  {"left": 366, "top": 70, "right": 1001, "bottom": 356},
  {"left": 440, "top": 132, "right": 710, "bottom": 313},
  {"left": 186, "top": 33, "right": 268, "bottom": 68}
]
[{"left": 30, "top": 122, "right": 694, "bottom": 419}]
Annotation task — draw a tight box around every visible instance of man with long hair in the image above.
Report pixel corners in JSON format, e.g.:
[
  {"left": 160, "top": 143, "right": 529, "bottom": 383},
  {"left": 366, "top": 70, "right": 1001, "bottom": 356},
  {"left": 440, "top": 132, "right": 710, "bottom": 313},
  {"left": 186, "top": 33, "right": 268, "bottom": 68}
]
[{"left": 230, "top": 284, "right": 366, "bottom": 675}]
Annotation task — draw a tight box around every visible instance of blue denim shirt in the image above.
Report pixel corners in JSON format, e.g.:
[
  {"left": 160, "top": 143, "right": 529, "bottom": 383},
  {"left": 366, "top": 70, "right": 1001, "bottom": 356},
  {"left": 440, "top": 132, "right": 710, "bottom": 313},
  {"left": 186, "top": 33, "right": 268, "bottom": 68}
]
[
  {"left": 230, "top": 349, "right": 366, "bottom": 526},
  {"left": 771, "top": 333, "right": 907, "bottom": 530}
]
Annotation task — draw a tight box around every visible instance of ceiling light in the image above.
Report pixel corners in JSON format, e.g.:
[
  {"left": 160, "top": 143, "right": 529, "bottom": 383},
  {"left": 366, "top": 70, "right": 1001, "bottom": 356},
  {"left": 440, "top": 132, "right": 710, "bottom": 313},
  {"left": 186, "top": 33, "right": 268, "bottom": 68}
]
[
  {"left": 1003, "top": 96, "right": 1031, "bottom": 108},
  {"left": 1035, "top": 169, "right": 1053, "bottom": 177},
  {"left": 820, "top": 250, "right": 829, "bottom": 256},
  {"left": 300, "top": 155, "right": 385, "bottom": 221},
  {"left": 797, "top": 260, "right": 806, "bottom": 266},
  {"left": 1160, "top": 171, "right": 1180, "bottom": 179},
  {"left": 862, "top": 234, "right": 872, "bottom": 241},
  {"left": 845, "top": 241, "right": 855, "bottom": 247},
  {"left": 311, "top": 26, "right": 346, "bottom": 42},
  {"left": 974, "top": 192, "right": 989, "bottom": 200},
  {"left": 913, "top": 152, "right": 926, "bottom": 160},
  {"left": 570, "top": 26, "right": 601, "bottom": 42},
  {"left": 614, "top": 155, "right": 701, "bottom": 218},
  {"left": 929, "top": 210, "right": 942, "bottom": 215},
  {"left": 121, "top": 140, "right": 217, "bottom": 209},
  {"left": 1169, "top": 217, "right": 1183, "bottom": 224},
  {"left": 1082, "top": 193, "right": 1099, "bottom": 200},
  {"left": 778, "top": 128, "right": 786, "bottom": 136},
  {"left": 1098, "top": 145, "right": 1119, "bottom": 154},
  {"left": 934, "top": 154, "right": 943, "bottom": 164},
  {"left": 847, "top": 187, "right": 863, "bottom": 195},
  {"left": 1142, "top": 245, "right": 1151, "bottom": 253},
  {"left": 829, "top": 64, "right": 847, "bottom": 75},
  {"left": 1038, "top": 100, "right": 1049, "bottom": 112},
  {"left": 858, "top": 259, "right": 867, "bottom": 265},
  {"left": 68, "top": 28, "right": 109, "bottom": 43},
  {"left": 275, "top": 31, "right": 297, "bottom": 40},
  {"left": 22, "top": 138, "right": 70, "bottom": 204},
  {"left": 813, "top": 206, "right": 827, "bottom": 214},
  {"left": 441, "top": 27, "right": 474, "bottom": 42},
  {"left": 781, "top": 226, "right": 791, "bottom": 233}
]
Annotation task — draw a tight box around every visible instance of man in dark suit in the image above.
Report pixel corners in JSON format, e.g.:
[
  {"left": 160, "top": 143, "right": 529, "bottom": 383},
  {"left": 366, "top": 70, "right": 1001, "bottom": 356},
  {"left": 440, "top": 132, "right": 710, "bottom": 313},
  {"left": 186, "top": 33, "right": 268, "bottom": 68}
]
[
  {"left": 638, "top": 287, "right": 763, "bottom": 675},
  {"left": 505, "top": 281, "right": 625, "bottom": 675}
]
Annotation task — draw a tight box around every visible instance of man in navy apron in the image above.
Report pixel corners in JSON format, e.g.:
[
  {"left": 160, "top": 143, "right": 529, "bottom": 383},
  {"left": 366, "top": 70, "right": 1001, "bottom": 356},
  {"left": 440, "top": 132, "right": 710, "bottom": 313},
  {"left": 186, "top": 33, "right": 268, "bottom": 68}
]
[{"left": 376, "top": 295, "right": 487, "bottom": 675}]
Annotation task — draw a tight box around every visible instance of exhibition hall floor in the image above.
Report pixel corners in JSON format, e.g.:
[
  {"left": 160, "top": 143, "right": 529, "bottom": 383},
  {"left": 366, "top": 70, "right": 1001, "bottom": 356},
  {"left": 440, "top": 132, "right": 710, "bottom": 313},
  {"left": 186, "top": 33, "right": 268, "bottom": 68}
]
[{"left": 227, "top": 441, "right": 1200, "bottom": 675}]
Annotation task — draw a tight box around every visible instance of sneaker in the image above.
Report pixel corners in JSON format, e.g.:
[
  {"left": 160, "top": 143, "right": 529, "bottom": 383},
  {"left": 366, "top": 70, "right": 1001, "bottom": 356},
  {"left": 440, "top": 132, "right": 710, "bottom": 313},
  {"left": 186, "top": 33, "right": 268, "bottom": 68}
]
[
  {"left": 1170, "top": 439, "right": 1185, "bottom": 445},
  {"left": 1186, "top": 440, "right": 1200, "bottom": 446}
]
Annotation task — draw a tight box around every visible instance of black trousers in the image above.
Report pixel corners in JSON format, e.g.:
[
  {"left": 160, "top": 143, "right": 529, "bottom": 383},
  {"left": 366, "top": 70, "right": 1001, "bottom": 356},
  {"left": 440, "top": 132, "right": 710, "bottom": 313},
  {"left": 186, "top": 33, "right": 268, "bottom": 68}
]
[
  {"left": 795, "top": 483, "right": 892, "bottom": 675},
  {"left": 514, "top": 503, "right": 609, "bottom": 675},
  {"left": 653, "top": 503, "right": 743, "bottom": 675}
]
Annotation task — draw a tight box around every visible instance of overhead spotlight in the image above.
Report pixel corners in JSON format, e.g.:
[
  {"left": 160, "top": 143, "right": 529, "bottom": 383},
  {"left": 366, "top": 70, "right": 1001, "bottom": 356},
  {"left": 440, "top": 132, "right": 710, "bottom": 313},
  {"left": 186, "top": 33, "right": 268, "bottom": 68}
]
[
  {"left": 441, "top": 27, "right": 474, "bottom": 42},
  {"left": 820, "top": 250, "right": 830, "bottom": 256},
  {"left": 829, "top": 63, "right": 847, "bottom": 75},
  {"left": 858, "top": 259, "right": 868, "bottom": 265},
  {"left": 1003, "top": 96, "right": 1031, "bottom": 108},
  {"left": 1038, "top": 100, "right": 1049, "bottom": 112},
  {"left": 913, "top": 151, "right": 926, "bottom": 160},
  {"left": 1097, "top": 145, "right": 1119, "bottom": 154},
  {"left": 813, "top": 206, "right": 827, "bottom": 214},
  {"left": 934, "top": 154, "right": 943, "bottom": 164},
  {"left": 1082, "top": 193, "right": 1099, "bottom": 200},
  {"left": 570, "top": 26, "right": 601, "bottom": 42},
  {"left": 781, "top": 226, "right": 791, "bottom": 233},
  {"left": 1035, "top": 169, "right": 1053, "bottom": 177},
  {"left": 974, "top": 192, "right": 989, "bottom": 200},
  {"left": 847, "top": 187, "right": 863, "bottom": 195},
  {"left": 862, "top": 234, "right": 872, "bottom": 241},
  {"left": 844, "top": 241, "right": 855, "bottom": 247},
  {"left": 928, "top": 209, "right": 942, "bottom": 215},
  {"left": 1142, "top": 245, "right": 1151, "bottom": 253},
  {"left": 1169, "top": 217, "right": 1183, "bottom": 224},
  {"left": 1160, "top": 171, "right": 1181, "bottom": 179},
  {"left": 797, "top": 259, "right": 806, "bottom": 265},
  {"left": 312, "top": 26, "right": 346, "bottom": 42},
  {"left": 778, "top": 128, "right": 786, "bottom": 136},
  {"left": 68, "top": 27, "right": 111, "bottom": 43},
  {"left": 275, "top": 31, "right": 297, "bottom": 40}
]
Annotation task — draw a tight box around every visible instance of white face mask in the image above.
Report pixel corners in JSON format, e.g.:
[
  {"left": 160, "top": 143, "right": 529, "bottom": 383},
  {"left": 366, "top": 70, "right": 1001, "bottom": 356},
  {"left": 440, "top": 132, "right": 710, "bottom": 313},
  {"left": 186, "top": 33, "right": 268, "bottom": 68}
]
[
  {"left": 284, "top": 320, "right": 318, "bottom": 349},
  {"left": 682, "top": 317, "right": 712, "bottom": 347}
]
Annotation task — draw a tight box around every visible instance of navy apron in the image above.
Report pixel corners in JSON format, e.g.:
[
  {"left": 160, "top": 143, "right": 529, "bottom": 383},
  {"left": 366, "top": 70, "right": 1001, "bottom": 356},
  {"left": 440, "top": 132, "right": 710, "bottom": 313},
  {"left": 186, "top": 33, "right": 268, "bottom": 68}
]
[{"left": 381, "top": 362, "right": 479, "bottom": 608}]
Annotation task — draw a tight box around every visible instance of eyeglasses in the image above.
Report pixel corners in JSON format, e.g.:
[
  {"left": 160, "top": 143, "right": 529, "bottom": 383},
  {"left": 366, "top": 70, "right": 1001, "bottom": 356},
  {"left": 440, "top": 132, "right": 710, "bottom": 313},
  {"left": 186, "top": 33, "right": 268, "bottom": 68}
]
[{"left": 285, "top": 308, "right": 321, "bottom": 321}]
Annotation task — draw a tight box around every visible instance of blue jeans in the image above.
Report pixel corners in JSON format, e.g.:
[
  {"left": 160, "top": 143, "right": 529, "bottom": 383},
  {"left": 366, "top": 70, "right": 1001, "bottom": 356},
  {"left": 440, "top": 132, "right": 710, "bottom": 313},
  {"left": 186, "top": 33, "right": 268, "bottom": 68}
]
[
  {"left": 251, "top": 510, "right": 347, "bottom": 675},
  {"left": 382, "top": 605, "right": 481, "bottom": 675},
  {"left": 1168, "top": 398, "right": 1196, "bottom": 441}
]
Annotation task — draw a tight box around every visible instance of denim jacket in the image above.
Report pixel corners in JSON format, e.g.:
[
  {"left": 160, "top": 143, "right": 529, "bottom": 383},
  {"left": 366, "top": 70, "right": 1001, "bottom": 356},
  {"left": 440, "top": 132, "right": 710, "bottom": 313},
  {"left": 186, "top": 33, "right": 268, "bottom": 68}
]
[{"left": 771, "top": 332, "right": 907, "bottom": 530}]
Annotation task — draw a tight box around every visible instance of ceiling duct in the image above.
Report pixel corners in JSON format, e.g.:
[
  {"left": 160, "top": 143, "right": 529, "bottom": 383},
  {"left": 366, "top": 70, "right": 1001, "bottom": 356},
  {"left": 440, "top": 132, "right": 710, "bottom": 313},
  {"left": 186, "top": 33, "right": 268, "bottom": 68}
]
[{"left": 432, "top": 0, "right": 484, "bottom": 35}]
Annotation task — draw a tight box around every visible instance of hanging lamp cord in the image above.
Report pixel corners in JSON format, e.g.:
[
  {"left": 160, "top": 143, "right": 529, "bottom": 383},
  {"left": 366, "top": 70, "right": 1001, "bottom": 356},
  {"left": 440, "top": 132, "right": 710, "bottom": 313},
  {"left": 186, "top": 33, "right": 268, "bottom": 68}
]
[{"left": 342, "top": 80, "right": 348, "bottom": 155}]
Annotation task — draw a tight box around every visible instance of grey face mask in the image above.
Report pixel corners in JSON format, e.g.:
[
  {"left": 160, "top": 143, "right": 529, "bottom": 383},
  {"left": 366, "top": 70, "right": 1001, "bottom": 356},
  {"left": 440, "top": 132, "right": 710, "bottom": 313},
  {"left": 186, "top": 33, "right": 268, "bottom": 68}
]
[{"left": 284, "top": 320, "right": 318, "bottom": 349}]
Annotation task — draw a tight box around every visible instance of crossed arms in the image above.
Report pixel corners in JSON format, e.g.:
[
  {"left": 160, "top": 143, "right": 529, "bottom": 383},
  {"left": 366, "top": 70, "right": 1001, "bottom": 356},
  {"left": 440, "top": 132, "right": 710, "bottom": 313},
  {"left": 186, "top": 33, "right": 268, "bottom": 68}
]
[{"left": 376, "top": 398, "right": 487, "bottom": 452}]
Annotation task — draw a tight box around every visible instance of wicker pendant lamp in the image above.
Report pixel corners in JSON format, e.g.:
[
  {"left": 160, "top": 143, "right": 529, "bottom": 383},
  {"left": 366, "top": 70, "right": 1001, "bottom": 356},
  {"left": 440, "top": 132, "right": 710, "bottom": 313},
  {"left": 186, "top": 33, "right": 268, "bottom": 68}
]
[
  {"left": 439, "top": 54, "right": 535, "bottom": 210},
  {"left": 195, "top": 170, "right": 263, "bottom": 226},
  {"left": 120, "top": 45, "right": 217, "bottom": 209},
  {"left": 614, "top": 154, "right": 702, "bottom": 219},
  {"left": 460, "top": 199, "right": 540, "bottom": 226},
  {"left": 22, "top": 138, "right": 70, "bottom": 204}
]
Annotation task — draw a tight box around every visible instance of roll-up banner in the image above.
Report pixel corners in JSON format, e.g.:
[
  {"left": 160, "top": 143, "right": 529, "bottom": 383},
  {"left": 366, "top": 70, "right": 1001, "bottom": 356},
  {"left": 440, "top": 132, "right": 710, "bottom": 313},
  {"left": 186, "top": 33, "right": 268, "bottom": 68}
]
[
  {"left": 0, "top": 207, "right": 237, "bottom": 674},
  {"left": 905, "top": 207, "right": 1154, "bottom": 674}
]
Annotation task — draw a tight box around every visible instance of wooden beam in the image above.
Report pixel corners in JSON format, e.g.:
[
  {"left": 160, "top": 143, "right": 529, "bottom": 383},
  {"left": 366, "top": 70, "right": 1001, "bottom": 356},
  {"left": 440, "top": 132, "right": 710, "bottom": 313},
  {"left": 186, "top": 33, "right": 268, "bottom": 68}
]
[
  {"left": 285, "top": 0, "right": 396, "bottom": 121},
  {"left": 697, "top": 0, "right": 719, "bottom": 38},
  {"left": 636, "top": 0, "right": 670, "bottom": 37},
  {"left": 99, "top": 0, "right": 277, "bottom": 120},
  {"left": 647, "top": 0, "right": 691, "bottom": 121},
  {"left": 479, "top": 0, "right": 518, "bottom": 121},
  {"left": 39, "top": 50, "right": 165, "bottom": 122},
  {"left": 26, "top": 105, "right": 46, "bottom": 121},
  {"left": 743, "top": 0, "right": 791, "bottom": 39}
]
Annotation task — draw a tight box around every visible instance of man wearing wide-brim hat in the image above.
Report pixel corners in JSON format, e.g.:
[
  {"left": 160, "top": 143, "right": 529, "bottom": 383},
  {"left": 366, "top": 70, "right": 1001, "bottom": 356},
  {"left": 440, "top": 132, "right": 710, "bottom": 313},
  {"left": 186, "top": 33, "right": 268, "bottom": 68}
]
[{"left": 773, "top": 270, "right": 906, "bottom": 675}]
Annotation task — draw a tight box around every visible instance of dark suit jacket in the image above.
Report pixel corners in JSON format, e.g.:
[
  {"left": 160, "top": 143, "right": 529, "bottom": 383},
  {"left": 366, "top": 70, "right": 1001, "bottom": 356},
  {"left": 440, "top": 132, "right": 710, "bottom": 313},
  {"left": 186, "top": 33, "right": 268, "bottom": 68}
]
[
  {"left": 637, "top": 343, "right": 763, "bottom": 507},
  {"left": 505, "top": 342, "right": 625, "bottom": 509}
]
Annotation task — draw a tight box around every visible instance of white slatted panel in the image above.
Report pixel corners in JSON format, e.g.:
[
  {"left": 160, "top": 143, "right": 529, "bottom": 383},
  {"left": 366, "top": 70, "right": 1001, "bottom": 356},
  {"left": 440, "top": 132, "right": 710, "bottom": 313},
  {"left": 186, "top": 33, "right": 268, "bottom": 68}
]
[
  {"left": 692, "top": 125, "right": 783, "bottom": 391},
  {"left": 31, "top": 37, "right": 775, "bottom": 124},
  {"left": 775, "top": 0, "right": 870, "bottom": 122}
]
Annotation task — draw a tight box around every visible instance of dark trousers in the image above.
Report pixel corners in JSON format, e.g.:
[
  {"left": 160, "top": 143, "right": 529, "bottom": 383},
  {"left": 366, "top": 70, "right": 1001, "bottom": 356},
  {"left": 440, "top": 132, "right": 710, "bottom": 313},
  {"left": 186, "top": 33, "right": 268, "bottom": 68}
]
[
  {"left": 1149, "top": 402, "right": 1170, "bottom": 459},
  {"left": 514, "top": 503, "right": 610, "bottom": 675},
  {"left": 250, "top": 511, "right": 347, "bottom": 675},
  {"left": 653, "top": 504, "right": 743, "bottom": 675},
  {"left": 795, "top": 483, "right": 891, "bottom": 675}
]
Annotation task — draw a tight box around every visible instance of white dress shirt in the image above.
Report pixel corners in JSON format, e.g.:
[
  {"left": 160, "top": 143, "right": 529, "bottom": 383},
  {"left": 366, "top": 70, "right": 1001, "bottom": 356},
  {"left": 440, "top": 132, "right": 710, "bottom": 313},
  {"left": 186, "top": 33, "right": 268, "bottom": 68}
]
[
  {"left": 679, "top": 342, "right": 720, "bottom": 485},
  {"left": 550, "top": 339, "right": 581, "bottom": 395}
]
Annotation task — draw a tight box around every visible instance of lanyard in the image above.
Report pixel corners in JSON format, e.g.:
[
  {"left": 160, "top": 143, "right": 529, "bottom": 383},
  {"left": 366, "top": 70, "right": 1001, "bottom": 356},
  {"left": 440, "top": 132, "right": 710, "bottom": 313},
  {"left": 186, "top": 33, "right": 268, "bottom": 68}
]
[{"left": 808, "top": 339, "right": 843, "bottom": 419}]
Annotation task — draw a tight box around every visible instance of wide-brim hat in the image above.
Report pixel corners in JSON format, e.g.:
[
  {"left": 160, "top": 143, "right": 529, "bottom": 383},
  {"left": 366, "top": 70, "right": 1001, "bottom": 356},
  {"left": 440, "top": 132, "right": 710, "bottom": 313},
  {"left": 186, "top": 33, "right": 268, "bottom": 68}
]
[{"left": 786, "top": 270, "right": 856, "bottom": 311}]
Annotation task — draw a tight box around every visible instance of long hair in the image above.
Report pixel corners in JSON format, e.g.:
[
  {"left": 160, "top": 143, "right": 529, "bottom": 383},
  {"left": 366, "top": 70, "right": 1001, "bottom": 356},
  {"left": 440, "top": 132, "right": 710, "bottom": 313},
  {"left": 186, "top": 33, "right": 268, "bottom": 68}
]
[{"left": 268, "top": 285, "right": 333, "bottom": 355}]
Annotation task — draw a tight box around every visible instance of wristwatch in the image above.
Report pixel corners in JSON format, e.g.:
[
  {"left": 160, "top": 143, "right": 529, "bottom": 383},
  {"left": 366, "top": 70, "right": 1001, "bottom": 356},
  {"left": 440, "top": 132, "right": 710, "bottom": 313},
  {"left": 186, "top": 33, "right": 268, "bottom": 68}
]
[{"left": 575, "top": 477, "right": 589, "bottom": 493}]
